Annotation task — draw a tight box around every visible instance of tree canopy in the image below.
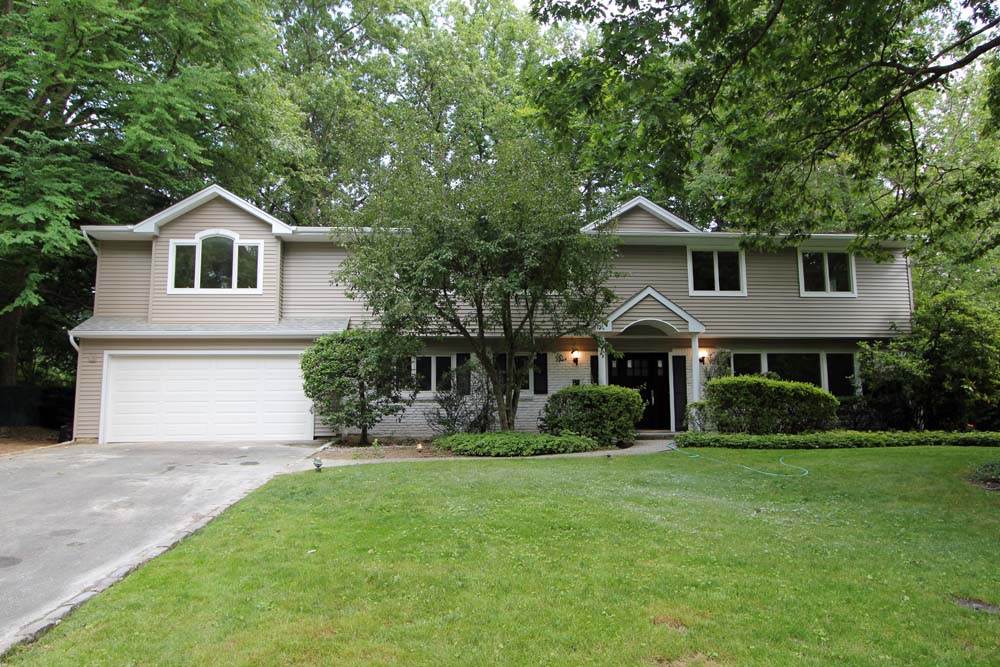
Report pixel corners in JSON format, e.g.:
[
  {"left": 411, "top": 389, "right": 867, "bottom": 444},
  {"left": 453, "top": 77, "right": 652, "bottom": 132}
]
[{"left": 532, "top": 0, "right": 1000, "bottom": 251}]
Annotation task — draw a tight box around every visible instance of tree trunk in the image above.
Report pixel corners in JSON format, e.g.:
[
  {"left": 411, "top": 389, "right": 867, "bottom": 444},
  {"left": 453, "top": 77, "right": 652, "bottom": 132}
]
[
  {"left": 360, "top": 424, "right": 368, "bottom": 445},
  {"left": 0, "top": 306, "right": 23, "bottom": 385}
]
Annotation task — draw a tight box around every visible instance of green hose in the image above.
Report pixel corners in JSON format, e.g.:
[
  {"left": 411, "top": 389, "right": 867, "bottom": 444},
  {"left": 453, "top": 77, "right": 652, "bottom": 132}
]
[{"left": 673, "top": 446, "right": 809, "bottom": 477}]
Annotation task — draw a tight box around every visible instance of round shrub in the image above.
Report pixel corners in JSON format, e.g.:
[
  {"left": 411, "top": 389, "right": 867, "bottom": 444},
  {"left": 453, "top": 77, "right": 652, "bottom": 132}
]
[
  {"left": 704, "top": 375, "right": 839, "bottom": 434},
  {"left": 540, "top": 384, "right": 645, "bottom": 446},
  {"left": 435, "top": 431, "right": 599, "bottom": 457}
]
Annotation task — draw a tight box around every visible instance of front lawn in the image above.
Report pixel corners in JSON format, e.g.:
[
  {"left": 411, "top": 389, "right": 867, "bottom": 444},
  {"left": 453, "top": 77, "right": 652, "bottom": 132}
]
[{"left": 8, "top": 448, "right": 1000, "bottom": 666}]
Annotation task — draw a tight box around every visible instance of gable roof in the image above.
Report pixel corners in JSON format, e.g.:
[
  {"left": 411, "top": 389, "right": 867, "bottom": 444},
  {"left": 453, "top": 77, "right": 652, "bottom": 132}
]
[
  {"left": 582, "top": 196, "right": 702, "bottom": 234},
  {"left": 603, "top": 286, "right": 705, "bottom": 333},
  {"left": 131, "top": 185, "right": 294, "bottom": 236}
]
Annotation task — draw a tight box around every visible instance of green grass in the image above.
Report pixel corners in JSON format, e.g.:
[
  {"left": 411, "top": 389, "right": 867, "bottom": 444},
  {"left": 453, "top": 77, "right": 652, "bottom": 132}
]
[{"left": 9, "top": 448, "right": 1000, "bottom": 666}]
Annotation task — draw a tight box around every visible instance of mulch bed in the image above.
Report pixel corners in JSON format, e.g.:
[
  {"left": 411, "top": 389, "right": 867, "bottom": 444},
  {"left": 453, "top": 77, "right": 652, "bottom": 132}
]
[{"left": 0, "top": 426, "right": 61, "bottom": 456}]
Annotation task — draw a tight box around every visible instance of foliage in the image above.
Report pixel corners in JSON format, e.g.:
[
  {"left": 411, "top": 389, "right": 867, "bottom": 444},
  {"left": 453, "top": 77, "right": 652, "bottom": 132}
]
[
  {"left": 675, "top": 430, "right": 1000, "bottom": 450},
  {"left": 339, "top": 2, "right": 619, "bottom": 430},
  {"left": 434, "top": 431, "right": 599, "bottom": 457},
  {"left": 0, "top": 0, "right": 299, "bottom": 383},
  {"left": 703, "top": 349, "right": 733, "bottom": 382},
  {"left": 540, "top": 384, "right": 644, "bottom": 446},
  {"left": 856, "top": 292, "right": 1000, "bottom": 430},
  {"left": 970, "top": 461, "right": 1000, "bottom": 485},
  {"left": 703, "top": 375, "right": 839, "bottom": 435},
  {"left": 685, "top": 400, "right": 710, "bottom": 432},
  {"left": 300, "top": 329, "right": 421, "bottom": 444},
  {"left": 426, "top": 359, "right": 496, "bottom": 436},
  {"left": 533, "top": 1, "right": 1000, "bottom": 253}
]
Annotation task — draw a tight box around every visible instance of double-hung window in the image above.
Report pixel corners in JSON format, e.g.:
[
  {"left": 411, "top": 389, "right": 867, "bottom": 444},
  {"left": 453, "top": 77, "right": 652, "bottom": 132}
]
[
  {"left": 688, "top": 249, "right": 746, "bottom": 296},
  {"left": 169, "top": 230, "right": 263, "bottom": 293},
  {"left": 798, "top": 251, "right": 855, "bottom": 296}
]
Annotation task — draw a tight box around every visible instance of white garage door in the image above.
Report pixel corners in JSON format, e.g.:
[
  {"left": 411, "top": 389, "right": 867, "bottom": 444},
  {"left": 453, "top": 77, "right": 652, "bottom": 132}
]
[{"left": 104, "top": 354, "right": 314, "bottom": 443}]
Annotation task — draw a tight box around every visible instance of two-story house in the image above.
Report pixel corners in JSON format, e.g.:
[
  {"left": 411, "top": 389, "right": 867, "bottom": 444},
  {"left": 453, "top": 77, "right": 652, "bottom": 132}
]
[{"left": 69, "top": 185, "right": 913, "bottom": 443}]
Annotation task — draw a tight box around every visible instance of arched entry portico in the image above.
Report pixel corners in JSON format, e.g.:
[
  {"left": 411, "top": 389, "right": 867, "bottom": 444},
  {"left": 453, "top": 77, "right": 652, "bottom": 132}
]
[{"left": 597, "top": 287, "right": 707, "bottom": 432}]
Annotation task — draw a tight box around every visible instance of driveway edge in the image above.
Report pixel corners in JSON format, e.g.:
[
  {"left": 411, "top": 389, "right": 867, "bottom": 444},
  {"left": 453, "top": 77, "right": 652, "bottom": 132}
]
[{"left": 0, "top": 454, "right": 313, "bottom": 661}]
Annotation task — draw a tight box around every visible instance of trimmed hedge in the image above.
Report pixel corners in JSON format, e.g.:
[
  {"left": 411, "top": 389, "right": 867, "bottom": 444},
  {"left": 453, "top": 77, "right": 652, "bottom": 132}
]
[
  {"left": 674, "top": 430, "right": 1000, "bottom": 449},
  {"left": 540, "top": 384, "right": 645, "bottom": 446},
  {"left": 704, "top": 376, "right": 839, "bottom": 434},
  {"left": 436, "top": 431, "right": 600, "bottom": 457}
]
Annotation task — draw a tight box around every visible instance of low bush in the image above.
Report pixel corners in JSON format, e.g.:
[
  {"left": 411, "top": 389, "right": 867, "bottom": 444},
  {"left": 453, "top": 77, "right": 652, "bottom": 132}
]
[
  {"left": 685, "top": 400, "right": 711, "bottom": 431},
  {"left": 436, "top": 431, "right": 600, "bottom": 457},
  {"left": 540, "top": 384, "right": 645, "bottom": 446},
  {"left": 970, "top": 461, "right": 1000, "bottom": 485},
  {"left": 704, "top": 375, "right": 839, "bottom": 434},
  {"left": 674, "top": 430, "right": 1000, "bottom": 449}
]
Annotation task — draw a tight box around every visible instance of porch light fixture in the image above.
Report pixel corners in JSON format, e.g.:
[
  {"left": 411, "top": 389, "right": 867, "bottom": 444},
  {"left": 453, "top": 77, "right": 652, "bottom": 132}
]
[
  {"left": 698, "top": 349, "right": 709, "bottom": 364},
  {"left": 571, "top": 349, "right": 580, "bottom": 365}
]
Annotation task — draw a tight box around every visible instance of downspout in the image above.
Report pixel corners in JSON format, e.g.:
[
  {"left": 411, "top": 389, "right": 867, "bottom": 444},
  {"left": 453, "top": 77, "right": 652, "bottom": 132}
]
[{"left": 67, "top": 331, "right": 80, "bottom": 353}]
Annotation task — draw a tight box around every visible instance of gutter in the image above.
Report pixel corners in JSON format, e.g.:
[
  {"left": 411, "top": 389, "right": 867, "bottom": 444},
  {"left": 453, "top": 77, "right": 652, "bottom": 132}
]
[
  {"left": 80, "top": 228, "right": 98, "bottom": 255},
  {"left": 67, "top": 331, "right": 80, "bottom": 352}
]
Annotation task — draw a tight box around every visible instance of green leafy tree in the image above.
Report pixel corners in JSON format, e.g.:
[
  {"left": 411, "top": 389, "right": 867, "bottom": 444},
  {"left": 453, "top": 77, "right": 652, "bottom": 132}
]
[
  {"left": 300, "top": 329, "right": 421, "bottom": 444},
  {"left": 0, "top": 0, "right": 292, "bottom": 384},
  {"left": 857, "top": 292, "right": 1000, "bottom": 430},
  {"left": 339, "top": 1, "right": 619, "bottom": 430},
  {"left": 532, "top": 1, "right": 1000, "bottom": 248}
]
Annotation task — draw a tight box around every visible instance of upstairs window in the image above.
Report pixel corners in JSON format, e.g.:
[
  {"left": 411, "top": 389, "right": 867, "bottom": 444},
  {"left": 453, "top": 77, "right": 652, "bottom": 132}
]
[
  {"left": 688, "top": 249, "right": 745, "bottom": 295},
  {"left": 169, "top": 229, "right": 262, "bottom": 293},
  {"left": 799, "top": 251, "right": 855, "bottom": 296}
]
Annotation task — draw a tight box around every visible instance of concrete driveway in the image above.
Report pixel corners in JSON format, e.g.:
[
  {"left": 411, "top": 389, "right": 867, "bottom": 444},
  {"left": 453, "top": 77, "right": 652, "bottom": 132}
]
[{"left": 0, "top": 440, "right": 316, "bottom": 654}]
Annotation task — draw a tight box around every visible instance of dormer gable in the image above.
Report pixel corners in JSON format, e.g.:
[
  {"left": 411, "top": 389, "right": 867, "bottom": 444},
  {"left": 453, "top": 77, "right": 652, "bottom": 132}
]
[
  {"left": 582, "top": 196, "right": 701, "bottom": 234},
  {"left": 132, "top": 185, "right": 293, "bottom": 236}
]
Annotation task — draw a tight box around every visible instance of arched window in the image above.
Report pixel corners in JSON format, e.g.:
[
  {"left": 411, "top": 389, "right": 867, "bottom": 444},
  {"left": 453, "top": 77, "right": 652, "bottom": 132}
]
[{"left": 169, "top": 230, "right": 262, "bottom": 292}]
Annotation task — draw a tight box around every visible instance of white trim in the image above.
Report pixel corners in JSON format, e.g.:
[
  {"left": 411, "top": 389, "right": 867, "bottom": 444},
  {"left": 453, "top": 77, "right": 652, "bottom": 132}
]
[
  {"left": 667, "top": 352, "right": 676, "bottom": 432},
  {"left": 797, "top": 249, "right": 857, "bottom": 298},
  {"left": 167, "top": 230, "right": 264, "bottom": 294},
  {"left": 132, "top": 185, "right": 293, "bottom": 236},
  {"left": 604, "top": 286, "right": 706, "bottom": 333},
  {"left": 73, "top": 331, "right": 336, "bottom": 339},
  {"left": 98, "top": 349, "right": 311, "bottom": 444},
  {"left": 727, "top": 348, "right": 857, "bottom": 394},
  {"left": 581, "top": 196, "right": 702, "bottom": 233},
  {"left": 620, "top": 319, "right": 680, "bottom": 335},
  {"left": 691, "top": 335, "right": 701, "bottom": 401},
  {"left": 686, "top": 248, "right": 748, "bottom": 296}
]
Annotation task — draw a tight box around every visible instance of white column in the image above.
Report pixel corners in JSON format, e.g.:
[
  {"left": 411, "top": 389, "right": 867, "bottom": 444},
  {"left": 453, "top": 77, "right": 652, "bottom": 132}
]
[
  {"left": 691, "top": 334, "right": 701, "bottom": 401},
  {"left": 598, "top": 349, "right": 609, "bottom": 385}
]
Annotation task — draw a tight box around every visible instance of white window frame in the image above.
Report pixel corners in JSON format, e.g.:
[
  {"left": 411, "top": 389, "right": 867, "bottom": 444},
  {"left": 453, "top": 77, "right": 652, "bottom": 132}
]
[
  {"left": 797, "top": 249, "right": 857, "bottom": 298},
  {"left": 412, "top": 353, "right": 537, "bottom": 398},
  {"left": 167, "top": 229, "right": 264, "bottom": 294},
  {"left": 729, "top": 349, "right": 859, "bottom": 394},
  {"left": 687, "top": 248, "right": 747, "bottom": 296}
]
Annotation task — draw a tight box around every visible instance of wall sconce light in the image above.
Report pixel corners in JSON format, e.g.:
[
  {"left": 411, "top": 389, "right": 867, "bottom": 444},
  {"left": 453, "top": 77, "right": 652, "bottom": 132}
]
[
  {"left": 571, "top": 349, "right": 580, "bottom": 366},
  {"left": 698, "top": 350, "right": 709, "bottom": 365}
]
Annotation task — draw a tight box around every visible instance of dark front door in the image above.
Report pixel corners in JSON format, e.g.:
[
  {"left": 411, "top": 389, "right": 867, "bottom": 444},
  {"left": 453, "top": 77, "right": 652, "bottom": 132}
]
[{"left": 609, "top": 353, "right": 670, "bottom": 430}]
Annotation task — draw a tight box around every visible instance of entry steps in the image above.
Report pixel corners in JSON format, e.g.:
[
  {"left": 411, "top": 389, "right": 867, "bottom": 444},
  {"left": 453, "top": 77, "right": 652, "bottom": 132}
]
[{"left": 636, "top": 431, "right": 675, "bottom": 440}]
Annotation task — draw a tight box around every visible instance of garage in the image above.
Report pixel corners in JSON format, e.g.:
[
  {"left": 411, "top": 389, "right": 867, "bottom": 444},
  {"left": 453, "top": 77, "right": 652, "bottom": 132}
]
[{"left": 102, "top": 353, "right": 314, "bottom": 443}]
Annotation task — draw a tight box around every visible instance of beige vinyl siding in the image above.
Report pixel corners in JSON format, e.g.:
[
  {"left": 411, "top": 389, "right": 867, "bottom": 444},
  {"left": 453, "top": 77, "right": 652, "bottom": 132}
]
[
  {"left": 610, "top": 246, "right": 911, "bottom": 337},
  {"left": 93, "top": 241, "right": 151, "bottom": 317},
  {"left": 612, "top": 295, "right": 689, "bottom": 333},
  {"left": 281, "top": 242, "right": 371, "bottom": 322},
  {"left": 148, "top": 199, "right": 281, "bottom": 323},
  {"left": 72, "top": 338, "right": 315, "bottom": 440},
  {"left": 612, "top": 208, "right": 688, "bottom": 233}
]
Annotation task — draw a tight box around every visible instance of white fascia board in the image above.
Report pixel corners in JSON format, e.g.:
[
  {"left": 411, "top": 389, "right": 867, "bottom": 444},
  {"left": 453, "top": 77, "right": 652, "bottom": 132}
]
[
  {"left": 71, "top": 331, "right": 337, "bottom": 340},
  {"left": 132, "top": 185, "right": 293, "bottom": 236},
  {"left": 603, "top": 286, "right": 706, "bottom": 333},
  {"left": 582, "top": 196, "right": 703, "bottom": 233}
]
